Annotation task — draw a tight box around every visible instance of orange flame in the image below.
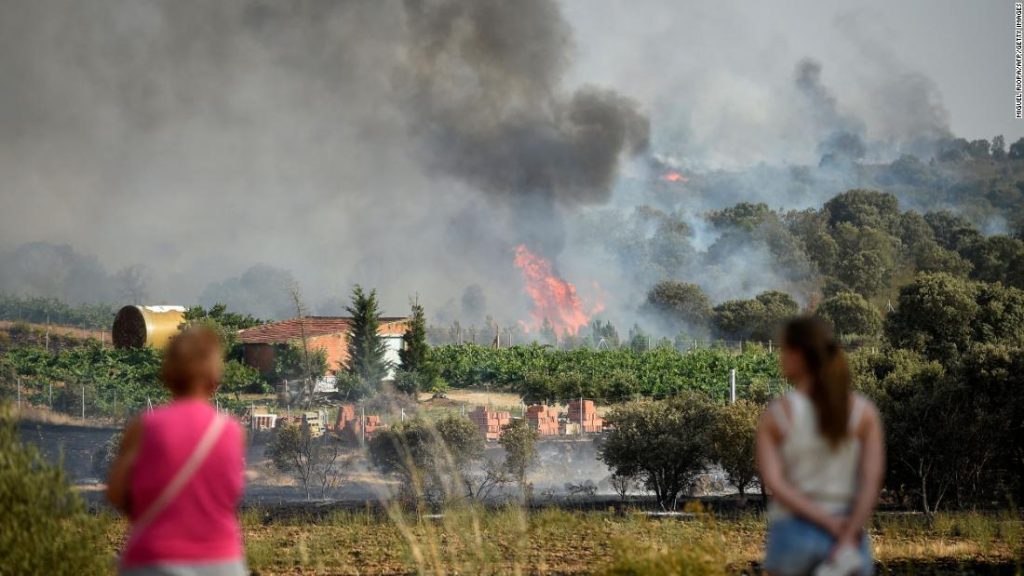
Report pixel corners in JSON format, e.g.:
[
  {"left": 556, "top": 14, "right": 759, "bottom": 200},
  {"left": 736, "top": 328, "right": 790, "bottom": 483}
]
[
  {"left": 513, "top": 245, "right": 603, "bottom": 338},
  {"left": 662, "top": 170, "right": 688, "bottom": 183}
]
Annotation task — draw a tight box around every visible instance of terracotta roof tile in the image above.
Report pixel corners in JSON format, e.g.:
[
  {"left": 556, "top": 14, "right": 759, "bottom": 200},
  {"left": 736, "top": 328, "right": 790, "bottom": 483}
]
[{"left": 238, "top": 316, "right": 407, "bottom": 344}]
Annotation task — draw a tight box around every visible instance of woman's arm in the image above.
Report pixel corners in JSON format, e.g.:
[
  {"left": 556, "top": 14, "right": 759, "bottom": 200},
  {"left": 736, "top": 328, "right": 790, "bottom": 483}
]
[
  {"left": 106, "top": 417, "right": 143, "bottom": 515},
  {"left": 837, "top": 402, "right": 885, "bottom": 546},
  {"left": 756, "top": 406, "right": 843, "bottom": 536}
]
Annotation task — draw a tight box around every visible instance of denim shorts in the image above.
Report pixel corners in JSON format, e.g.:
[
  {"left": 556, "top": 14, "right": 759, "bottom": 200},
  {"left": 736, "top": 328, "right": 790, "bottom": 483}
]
[{"left": 764, "top": 516, "right": 873, "bottom": 576}]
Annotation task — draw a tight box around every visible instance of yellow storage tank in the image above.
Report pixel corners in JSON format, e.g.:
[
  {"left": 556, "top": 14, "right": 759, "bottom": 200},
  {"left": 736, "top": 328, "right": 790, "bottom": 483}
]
[{"left": 112, "top": 305, "right": 187, "bottom": 350}]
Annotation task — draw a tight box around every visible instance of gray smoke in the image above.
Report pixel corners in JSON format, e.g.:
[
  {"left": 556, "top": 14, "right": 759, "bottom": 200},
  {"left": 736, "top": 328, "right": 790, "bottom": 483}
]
[
  {"left": 0, "top": 0, "right": 647, "bottom": 318},
  {"left": 794, "top": 59, "right": 867, "bottom": 162},
  {"left": 401, "top": 0, "right": 649, "bottom": 253},
  {"left": 0, "top": 0, "right": 1000, "bottom": 329}
]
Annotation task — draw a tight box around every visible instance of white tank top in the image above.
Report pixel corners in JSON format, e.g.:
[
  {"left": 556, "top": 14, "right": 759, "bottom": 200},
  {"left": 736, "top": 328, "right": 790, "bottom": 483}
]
[{"left": 767, "top": 390, "right": 866, "bottom": 520}]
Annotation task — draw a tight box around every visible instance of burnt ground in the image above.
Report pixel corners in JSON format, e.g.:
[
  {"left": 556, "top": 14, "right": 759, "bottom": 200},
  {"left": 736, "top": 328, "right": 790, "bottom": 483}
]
[
  {"left": 16, "top": 418, "right": 756, "bottom": 515},
  {"left": 17, "top": 420, "right": 119, "bottom": 483}
]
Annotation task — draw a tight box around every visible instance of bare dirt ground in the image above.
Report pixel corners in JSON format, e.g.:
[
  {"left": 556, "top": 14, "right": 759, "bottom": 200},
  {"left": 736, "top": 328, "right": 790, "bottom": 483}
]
[{"left": 419, "top": 388, "right": 524, "bottom": 410}]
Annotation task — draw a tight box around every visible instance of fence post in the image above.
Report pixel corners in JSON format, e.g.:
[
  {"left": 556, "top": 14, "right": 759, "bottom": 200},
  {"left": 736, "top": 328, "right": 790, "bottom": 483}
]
[
  {"left": 360, "top": 403, "right": 366, "bottom": 447},
  {"left": 729, "top": 369, "right": 736, "bottom": 404},
  {"left": 579, "top": 396, "right": 584, "bottom": 436}
]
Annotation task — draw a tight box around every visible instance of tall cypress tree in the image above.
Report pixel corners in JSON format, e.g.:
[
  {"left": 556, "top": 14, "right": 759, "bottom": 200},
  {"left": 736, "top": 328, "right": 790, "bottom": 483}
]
[
  {"left": 346, "top": 285, "right": 389, "bottom": 389},
  {"left": 399, "top": 298, "right": 428, "bottom": 372}
]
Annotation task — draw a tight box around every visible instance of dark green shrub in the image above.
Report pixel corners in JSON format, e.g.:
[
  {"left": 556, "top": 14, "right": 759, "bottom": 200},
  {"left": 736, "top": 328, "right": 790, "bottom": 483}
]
[{"left": 0, "top": 404, "right": 110, "bottom": 574}]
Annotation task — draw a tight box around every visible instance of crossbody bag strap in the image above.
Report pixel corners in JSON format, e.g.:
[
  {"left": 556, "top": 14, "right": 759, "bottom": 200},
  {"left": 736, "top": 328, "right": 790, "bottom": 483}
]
[{"left": 130, "top": 413, "right": 228, "bottom": 537}]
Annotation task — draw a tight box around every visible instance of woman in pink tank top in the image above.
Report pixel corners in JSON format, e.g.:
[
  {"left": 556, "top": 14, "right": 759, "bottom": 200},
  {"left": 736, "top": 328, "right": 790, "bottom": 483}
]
[{"left": 107, "top": 327, "right": 247, "bottom": 576}]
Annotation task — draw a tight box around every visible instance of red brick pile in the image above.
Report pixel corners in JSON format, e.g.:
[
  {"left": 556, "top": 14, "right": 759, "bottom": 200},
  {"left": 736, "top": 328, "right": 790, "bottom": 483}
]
[
  {"left": 336, "top": 403, "right": 383, "bottom": 442},
  {"left": 335, "top": 404, "right": 357, "bottom": 429},
  {"left": 568, "top": 399, "right": 604, "bottom": 433},
  {"left": 525, "top": 404, "right": 560, "bottom": 436},
  {"left": 469, "top": 406, "right": 511, "bottom": 440}
]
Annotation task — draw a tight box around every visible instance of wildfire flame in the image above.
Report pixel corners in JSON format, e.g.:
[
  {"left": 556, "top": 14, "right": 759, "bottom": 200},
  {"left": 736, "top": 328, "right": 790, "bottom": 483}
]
[
  {"left": 513, "top": 244, "right": 603, "bottom": 338},
  {"left": 662, "top": 170, "right": 688, "bottom": 183}
]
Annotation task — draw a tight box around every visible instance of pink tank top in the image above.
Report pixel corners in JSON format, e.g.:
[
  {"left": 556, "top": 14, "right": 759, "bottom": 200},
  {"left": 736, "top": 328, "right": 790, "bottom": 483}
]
[{"left": 121, "top": 399, "right": 245, "bottom": 569}]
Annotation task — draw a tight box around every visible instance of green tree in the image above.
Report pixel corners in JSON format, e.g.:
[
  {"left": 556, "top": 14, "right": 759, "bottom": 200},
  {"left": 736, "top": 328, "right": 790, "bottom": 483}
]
[
  {"left": 346, "top": 285, "right": 390, "bottom": 395},
  {"left": 964, "top": 235, "right": 1024, "bottom": 287},
  {"left": 628, "top": 324, "right": 650, "bottom": 352},
  {"left": 399, "top": 298, "right": 428, "bottom": 373},
  {"left": 273, "top": 341, "right": 328, "bottom": 383},
  {"left": 221, "top": 359, "right": 265, "bottom": 399},
  {"left": 1008, "top": 136, "right": 1024, "bottom": 159},
  {"left": 885, "top": 273, "right": 979, "bottom": 361},
  {"left": 858, "top": 350, "right": 978, "bottom": 513},
  {"left": 992, "top": 134, "right": 1006, "bottom": 159},
  {"left": 712, "top": 400, "right": 761, "bottom": 497},
  {"left": 0, "top": 405, "right": 109, "bottom": 575},
  {"left": 824, "top": 189, "right": 901, "bottom": 233},
  {"left": 925, "top": 211, "right": 982, "bottom": 253},
  {"left": 590, "top": 320, "right": 620, "bottom": 348},
  {"left": 707, "top": 202, "right": 774, "bottom": 230},
  {"left": 394, "top": 298, "right": 440, "bottom": 396},
  {"left": 499, "top": 418, "right": 539, "bottom": 494},
  {"left": 642, "top": 281, "right": 712, "bottom": 333},
  {"left": 712, "top": 291, "right": 798, "bottom": 341},
  {"left": 183, "top": 303, "right": 263, "bottom": 331},
  {"left": 368, "top": 415, "right": 483, "bottom": 504},
  {"left": 598, "top": 394, "right": 716, "bottom": 509},
  {"left": 816, "top": 292, "right": 882, "bottom": 339}
]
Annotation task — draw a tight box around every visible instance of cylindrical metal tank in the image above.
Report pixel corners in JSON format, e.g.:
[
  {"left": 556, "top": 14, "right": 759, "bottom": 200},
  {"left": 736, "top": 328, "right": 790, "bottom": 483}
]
[{"left": 112, "top": 305, "right": 187, "bottom": 349}]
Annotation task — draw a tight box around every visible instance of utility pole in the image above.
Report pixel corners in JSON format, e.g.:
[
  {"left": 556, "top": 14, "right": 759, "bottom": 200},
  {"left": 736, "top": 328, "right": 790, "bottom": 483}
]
[
  {"left": 729, "top": 369, "right": 737, "bottom": 404},
  {"left": 48, "top": 382, "right": 52, "bottom": 408},
  {"left": 16, "top": 377, "right": 21, "bottom": 411},
  {"left": 81, "top": 384, "right": 85, "bottom": 419}
]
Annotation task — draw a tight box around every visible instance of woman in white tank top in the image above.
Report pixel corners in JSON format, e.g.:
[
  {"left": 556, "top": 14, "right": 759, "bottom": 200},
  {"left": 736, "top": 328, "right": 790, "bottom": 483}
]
[{"left": 756, "top": 317, "right": 885, "bottom": 576}]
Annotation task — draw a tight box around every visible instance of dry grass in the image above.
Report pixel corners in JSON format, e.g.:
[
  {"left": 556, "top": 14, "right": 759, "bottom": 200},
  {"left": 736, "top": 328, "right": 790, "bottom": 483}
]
[
  {"left": 0, "top": 320, "right": 111, "bottom": 342},
  {"left": 420, "top": 389, "right": 524, "bottom": 409},
  {"left": 95, "top": 508, "right": 1023, "bottom": 575}
]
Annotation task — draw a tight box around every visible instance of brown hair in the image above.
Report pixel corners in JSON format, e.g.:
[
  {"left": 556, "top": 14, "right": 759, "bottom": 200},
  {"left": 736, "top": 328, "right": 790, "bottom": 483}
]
[
  {"left": 160, "top": 326, "right": 223, "bottom": 397},
  {"left": 781, "top": 316, "right": 851, "bottom": 446}
]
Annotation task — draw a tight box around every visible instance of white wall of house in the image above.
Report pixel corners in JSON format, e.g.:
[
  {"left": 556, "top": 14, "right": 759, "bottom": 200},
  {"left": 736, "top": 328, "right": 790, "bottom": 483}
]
[{"left": 384, "top": 335, "right": 403, "bottom": 380}]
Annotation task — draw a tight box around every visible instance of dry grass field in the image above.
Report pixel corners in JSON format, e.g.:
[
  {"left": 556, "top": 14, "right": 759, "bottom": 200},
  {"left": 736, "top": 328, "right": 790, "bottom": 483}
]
[{"left": 96, "top": 507, "right": 1024, "bottom": 575}]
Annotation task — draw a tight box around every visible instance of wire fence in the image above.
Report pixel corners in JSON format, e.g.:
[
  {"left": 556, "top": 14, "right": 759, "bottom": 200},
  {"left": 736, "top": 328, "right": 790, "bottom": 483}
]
[{"left": 4, "top": 376, "right": 247, "bottom": 424}]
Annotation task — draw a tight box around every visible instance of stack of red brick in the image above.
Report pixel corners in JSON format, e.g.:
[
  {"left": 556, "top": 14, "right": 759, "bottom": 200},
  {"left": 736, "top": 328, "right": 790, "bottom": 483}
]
[
  {"left": 469, "top": 406, "right": 511, "bottom": 440},
  {"left": 336, "top": 403, "right": 383, "bottom": 442},
  {"left": 568, "top": 399, "right": 604, "bottom": 433},
  {"left": 526, "top": 404, "right": 560, "bottom": 436}
]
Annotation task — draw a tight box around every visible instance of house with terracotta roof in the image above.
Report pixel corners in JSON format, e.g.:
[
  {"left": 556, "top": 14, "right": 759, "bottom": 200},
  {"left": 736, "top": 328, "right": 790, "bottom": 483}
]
[{"left": 237, "top": 316, "right": 408, "bottom": 377}]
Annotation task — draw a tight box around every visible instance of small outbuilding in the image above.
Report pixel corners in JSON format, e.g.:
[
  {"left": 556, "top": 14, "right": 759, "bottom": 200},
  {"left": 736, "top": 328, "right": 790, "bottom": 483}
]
[{"left": 236, "top": 316, "right": 408, "bottom": 376}]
